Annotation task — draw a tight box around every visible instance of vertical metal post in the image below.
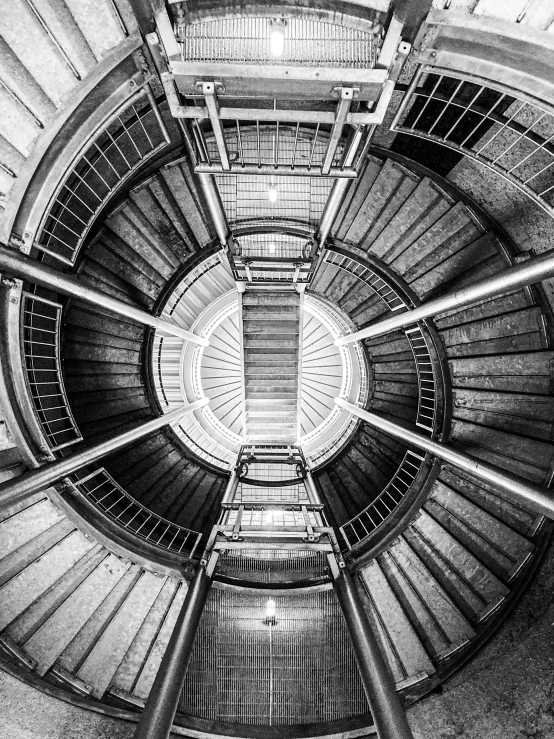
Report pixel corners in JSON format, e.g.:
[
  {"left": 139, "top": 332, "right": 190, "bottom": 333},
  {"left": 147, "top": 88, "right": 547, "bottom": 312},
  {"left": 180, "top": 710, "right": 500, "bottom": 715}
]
[
  {"left": 0, "top": 245, "right": 208, "bottom": 345},
  {"left": 333, "top": 564, "right": 415, "bottom": 739},
  {"left": 222, "top": 469, "right": 240, "bottom": 504},
  {"left": 134, "top": 559, "right": 214, "bottom": 739},
  {"left": 0, "top": 400, "right": 209, "bottom": 508},
  {"left": 304, "top": 470, "right": 321, "bottom": 504},
  {"left": 335, "top": 397, "right": 554, "bottom": 520}
]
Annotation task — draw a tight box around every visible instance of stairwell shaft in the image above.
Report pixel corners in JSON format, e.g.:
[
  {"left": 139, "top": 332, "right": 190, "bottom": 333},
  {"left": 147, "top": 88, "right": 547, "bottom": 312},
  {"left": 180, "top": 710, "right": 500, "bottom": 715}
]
[
  {"left": 334, "top": 567, "right": 415, "bottom": 739},
  {"left": 0, "top": 401, "right": 208, "bottom": 508},
  {"left": 0, "top": 245, "right": 208, "bottom": 345},
  {"left": 337, "top": 398, "right": 554, "bottom": 520},
  {"left": 134, "top": 564, "right": 212, "bottom": 739}
]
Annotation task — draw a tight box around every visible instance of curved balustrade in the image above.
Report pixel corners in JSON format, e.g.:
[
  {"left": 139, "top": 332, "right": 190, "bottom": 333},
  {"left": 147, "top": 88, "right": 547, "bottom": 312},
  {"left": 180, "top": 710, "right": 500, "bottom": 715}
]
[
  {"left": 22, "top": 291, "right": 82, "bottom": 452},
  {"left": 320, "top": 248, "right": 444, "bottom": 550},
  {"left": 70, "top": 467, "right": 202, "bottom": 557},
  {"left": 391, "top": 66, "right": 554, "bottom": 216},
  {"left": 340, "top": 450, "right": 426, "bottom": 550},
  {"left": 35, "top": 85, "right": 170, "bottom": 265}
]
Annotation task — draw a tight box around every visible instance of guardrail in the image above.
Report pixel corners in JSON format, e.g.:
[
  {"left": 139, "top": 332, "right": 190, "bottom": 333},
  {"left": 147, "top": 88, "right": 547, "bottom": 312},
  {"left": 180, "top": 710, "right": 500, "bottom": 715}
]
[
  {"left": 21, "top": 291, "right": 82, "bottom": 452},
  {"left": 34, "top": 85, "right": 169, "bottom": 265},
  {"left": 391, "top": 65, "right": 554, "bottom": 217},
  {"left": 340, "top": 450, "right": 426, "bottom": 549},
  {"left": 71, "top": 467, "right": 202, "bottom": 557}
]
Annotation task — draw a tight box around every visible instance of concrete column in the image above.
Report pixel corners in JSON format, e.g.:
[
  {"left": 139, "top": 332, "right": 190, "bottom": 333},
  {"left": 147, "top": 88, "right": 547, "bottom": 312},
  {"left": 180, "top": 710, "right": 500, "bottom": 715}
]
[
  {"left": 0, "top": 244, "right": 208, "bottom": 346},
  {"left": 336, "top": 398, "right": 554, "bottom": 520},
  {"left": 335, "top": 248, "right": 554, "bottom": 346},
  {"left": 0, "top": 399, "right": 209, "bottom": 509},
  {"left": 333, "top": 565, "right": 414, "bottom": 739},
  {"left": 134, "top": 560, "right": 214, "bottom": 739}
]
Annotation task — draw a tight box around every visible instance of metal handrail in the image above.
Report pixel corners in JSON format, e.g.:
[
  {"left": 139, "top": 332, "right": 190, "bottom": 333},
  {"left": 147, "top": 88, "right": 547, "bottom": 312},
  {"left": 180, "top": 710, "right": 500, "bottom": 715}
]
[
  {"left": 34, "top": 85, "right": 170, "bottom": 265},
  {"left": 391, "top": 65, "right": 554, "bottom": 217},
  {"left": 21, "top": 291, "right": 82, "bottom": 452},
  {"left": 72, "top": 467, "right": 201, "bottom": 558},
  {"left": 340, "top": 450, "right": 426, "bottom": 549}
]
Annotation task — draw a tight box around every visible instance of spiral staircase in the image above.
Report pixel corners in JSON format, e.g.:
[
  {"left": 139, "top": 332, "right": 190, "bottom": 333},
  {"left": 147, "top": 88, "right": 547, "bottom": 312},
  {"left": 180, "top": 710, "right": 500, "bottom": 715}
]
[{"left": 0, "top": 1, "right": 554, "bottom": 739}]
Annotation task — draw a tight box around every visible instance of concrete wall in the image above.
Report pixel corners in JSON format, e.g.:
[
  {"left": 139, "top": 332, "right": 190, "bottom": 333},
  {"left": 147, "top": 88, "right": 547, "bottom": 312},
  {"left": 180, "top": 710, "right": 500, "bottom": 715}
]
[
  {"left": 409, "top": 540, "right": 554, "bottom": 739},
  {"left": 0, "top": 669, "right": 134, "bottom": 739}
]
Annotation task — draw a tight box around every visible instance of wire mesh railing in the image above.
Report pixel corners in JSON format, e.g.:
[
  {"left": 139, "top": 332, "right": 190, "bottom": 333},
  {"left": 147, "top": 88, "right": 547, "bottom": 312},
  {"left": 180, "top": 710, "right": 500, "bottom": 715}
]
[
  {"left": 35, "top": 86, "right": 169, "bottom": 265},
  {"left": 72, "top": 467, "right": 201, "bottom": 557},
  {"left": 22, "top": 292, "right": 82, "bottom": 452},
  {"left": 391, "top": 66, "right": 554, "bottom": 216},
  {"left": 340, "top": 450, "right": 426, "bottom": 549}
]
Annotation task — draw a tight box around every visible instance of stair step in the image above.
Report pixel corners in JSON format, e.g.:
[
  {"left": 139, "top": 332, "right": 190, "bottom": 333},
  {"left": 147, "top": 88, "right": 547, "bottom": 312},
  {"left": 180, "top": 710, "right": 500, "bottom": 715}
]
[
  {"left": 244, "top": 339, "right": 298, "bottom": 348},
  {"left": 243, "top": 293, "right": 299, "bottom": 305}
]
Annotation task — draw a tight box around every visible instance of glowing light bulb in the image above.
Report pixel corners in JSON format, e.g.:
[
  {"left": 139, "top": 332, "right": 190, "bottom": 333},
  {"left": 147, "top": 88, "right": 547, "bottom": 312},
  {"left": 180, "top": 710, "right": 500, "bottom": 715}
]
[
  {"left": 269, "top": 20, "right": 286, "bottom": 57},
  {"left": 265, "top": 598, "right": 277, "bottom": 624},
  {"left": 268, "top": 241, "right": 276, "bottom": 254},
  {"left": 268, "top": 186, "right": 278, "bottom": 203}
]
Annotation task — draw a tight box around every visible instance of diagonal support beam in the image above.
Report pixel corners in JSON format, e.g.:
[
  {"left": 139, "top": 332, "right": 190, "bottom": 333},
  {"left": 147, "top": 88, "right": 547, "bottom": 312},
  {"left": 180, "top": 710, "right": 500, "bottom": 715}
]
[
  {"left": 336, "top": 248, "right": 554, "bottom": 346},
  {"left": 322, "top": 88, "right": 353, "bottom": 175},
  {"left": 336, "top": 398, "right": 554, "bottom": 520},
  {"left": 0, "top": 400, "right": 209, "bottom": 509},
  {"left": 0, "top": 244, "right": 208, "bottom": 345},
  {"left": 202, "top": 81, "right": 230, "bottom": 171}
]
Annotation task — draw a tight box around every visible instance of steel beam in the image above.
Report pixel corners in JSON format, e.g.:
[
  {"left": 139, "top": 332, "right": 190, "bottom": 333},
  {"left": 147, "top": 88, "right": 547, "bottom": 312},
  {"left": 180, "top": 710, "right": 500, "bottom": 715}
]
[
  {"left": 202, "top": 82, "right": 230, "bottom": 171},
  {"left": 333, "top": 564, "right": 415, "bottom": 739},
  {"left": 134, "top": 560, "right": 214, "bottom": 739},
  {"left": 336, "top": 248, "right": 554, "bottom": 346},
  {"left": 315, "top": 128, "right": 365, "bottom": 248},
  {"left": 0, "top": 400, "right": 209, "bottom": 509},
  {"left": 322, "top": 89, "right": 354, "bottom": 176},
  {"left": 0, "top": 245, "right": 208, "bottom": 345},
  {"left": 336, "top": 398, "right": 554, "bottom": 520}
]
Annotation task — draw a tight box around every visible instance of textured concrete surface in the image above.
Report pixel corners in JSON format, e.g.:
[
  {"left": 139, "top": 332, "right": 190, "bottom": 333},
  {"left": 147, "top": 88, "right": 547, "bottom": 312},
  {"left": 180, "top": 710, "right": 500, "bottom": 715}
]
[
  {"left": 447, "top": 158, "right": 554, "bottom": 310},
  {"left": 409, "top": 540, "right": 554, "bottom": 739},
  {"left": 0, "top": 669, "right": 134, "bottom": 739}
]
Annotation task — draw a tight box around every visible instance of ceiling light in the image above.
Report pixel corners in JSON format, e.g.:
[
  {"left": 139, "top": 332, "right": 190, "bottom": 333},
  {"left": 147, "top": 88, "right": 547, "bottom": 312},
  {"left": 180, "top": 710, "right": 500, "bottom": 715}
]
[
  {"left": 265, "top": 598, "right": 277, "bottom": 625},
  {"left": 269, "top": 20, "right": 286, "bottom": 58},
  {"left": 268, "top": 186, "right": 278, "bottom": 203},
  {"left": 268, "top": 241, "right": 276, "bottom": 254}
]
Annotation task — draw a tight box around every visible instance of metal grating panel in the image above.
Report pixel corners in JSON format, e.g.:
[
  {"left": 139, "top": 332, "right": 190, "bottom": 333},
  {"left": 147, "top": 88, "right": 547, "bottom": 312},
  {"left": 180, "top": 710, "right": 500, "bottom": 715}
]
[
  {"left": 179, "top": 588, "right": 369, "bottom": 724},
  {"left": 217, "top": 172, "right": 331, "bottom": 225},
  {"left": 177, "top": 17, "right": 379, "bottom": 68}
]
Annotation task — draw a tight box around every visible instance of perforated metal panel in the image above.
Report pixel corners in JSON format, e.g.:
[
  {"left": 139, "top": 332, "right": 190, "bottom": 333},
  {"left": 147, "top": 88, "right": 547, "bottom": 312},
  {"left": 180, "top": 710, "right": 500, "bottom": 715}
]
[{"left": 179, "top": 589, "right": 369, "bottom": 724}]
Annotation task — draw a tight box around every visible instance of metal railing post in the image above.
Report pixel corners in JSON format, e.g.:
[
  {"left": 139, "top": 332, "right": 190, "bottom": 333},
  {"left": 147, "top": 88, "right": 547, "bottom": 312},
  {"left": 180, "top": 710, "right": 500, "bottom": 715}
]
[
  {"left": 0, "top": 244, "right": 208, "bottom": 346},
  {"left": 332, "top": 563, "right": 415, "bottom": 739},
  {"left": 336, "top": 248, "right": 554, "bottom": 346},
  {"left": 0, "top": 399, "right": 209, "bottom": 509},
  {"left": 134, "top": 555, "right": 216, "bottom": 739},
  {"left": 336, "top": 398, "right": 554, "bottom": 519}
]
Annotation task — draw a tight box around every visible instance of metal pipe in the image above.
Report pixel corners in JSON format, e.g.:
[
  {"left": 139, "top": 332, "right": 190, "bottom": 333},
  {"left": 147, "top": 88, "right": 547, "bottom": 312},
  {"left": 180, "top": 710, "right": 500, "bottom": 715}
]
[
  {"left": 336, "top": 248, "right": 554, "bottom": 346},
  {"left": 134, "top": 562, "right": 213, "bottom": 739},
  {"left": 333, "top": 564, "right": 415, "bottom": 739},
  {"left": 304, "top": 470, "right": 321, "bottom": 504},
  {"left": 0, "top": 400, "right": 209, "bottom": 508},
  {"left": 336, "top": 398, "right": 554, "bottom": 520},
  {"left": 315, "top": 128, "right": 365, "bottom": 247},
  {"left": 0, "top": 245, "right": 208, "bottom": 346},
  {"left": 221, "top": 470, "right": 239, "bottom": 504},
  {"left": 196, "top": 174, "right": 230, "bottom": 247},
  {"left": 195, "top": 163, "right": 358, "bottom": 179}
]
